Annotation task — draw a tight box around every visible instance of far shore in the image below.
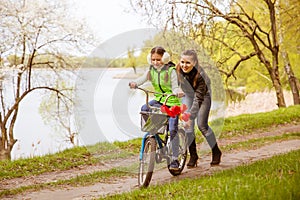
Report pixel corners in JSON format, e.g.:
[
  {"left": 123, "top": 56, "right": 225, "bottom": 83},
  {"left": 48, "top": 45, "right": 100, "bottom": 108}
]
[{"left": 226, "top": 90, "right": 293, "bottom": 117}]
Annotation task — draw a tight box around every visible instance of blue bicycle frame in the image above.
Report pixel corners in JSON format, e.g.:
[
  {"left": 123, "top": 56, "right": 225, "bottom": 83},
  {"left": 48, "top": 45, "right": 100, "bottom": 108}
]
[{"left": 139, "top": 133, "right": 164, "bottom": 160}]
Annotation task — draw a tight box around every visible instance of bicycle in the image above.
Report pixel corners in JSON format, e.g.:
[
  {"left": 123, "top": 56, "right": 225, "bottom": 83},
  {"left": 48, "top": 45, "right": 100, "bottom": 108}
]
[{"left": 135, "top": 87, "right": 187, "bottom": 188}]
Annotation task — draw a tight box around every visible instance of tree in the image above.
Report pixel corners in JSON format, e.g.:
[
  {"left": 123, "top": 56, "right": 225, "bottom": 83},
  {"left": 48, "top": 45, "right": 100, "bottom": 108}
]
[
  {"left": 0, "top": 0, "right": 95, "bottom": 160},
  {"left": 126, "top": 48, "right": 137, "bottom": 74},
  {"left": 39, "top": 80, "right": 79, "bottom": 146},
  {"left": 276, "top": 0, "right": 300, "bottom": 104},
  {"left": 130, "top": 0, "right": 300, "bottom": 107}
]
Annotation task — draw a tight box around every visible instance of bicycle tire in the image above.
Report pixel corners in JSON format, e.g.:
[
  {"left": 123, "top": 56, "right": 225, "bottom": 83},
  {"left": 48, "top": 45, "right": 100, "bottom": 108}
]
[
  {"left": 138, "top": 137, "right": 156, "bottom": 187},
  {"left": 168, "top": 128, "right": 187, "bottom": 176}
]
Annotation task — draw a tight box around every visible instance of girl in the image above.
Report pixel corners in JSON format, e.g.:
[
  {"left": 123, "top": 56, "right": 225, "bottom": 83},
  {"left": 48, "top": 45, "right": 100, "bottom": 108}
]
[{"left": 129, "top": 46, "right": 183, "bottom": 170}]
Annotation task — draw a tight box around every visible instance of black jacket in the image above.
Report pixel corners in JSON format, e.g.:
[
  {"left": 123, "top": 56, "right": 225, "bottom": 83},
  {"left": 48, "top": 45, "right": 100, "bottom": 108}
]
[{"left": 179, "top": 67, "right": 210, "bottom": 120}]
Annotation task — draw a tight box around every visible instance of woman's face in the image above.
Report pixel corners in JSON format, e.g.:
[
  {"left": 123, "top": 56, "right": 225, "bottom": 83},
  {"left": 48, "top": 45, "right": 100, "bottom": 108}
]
[
  {"left": 151, "top": 53, "right": 164, "bottom": 68},
  {"left": 180, "top": 55, "right": 195, "bottom": 73}
]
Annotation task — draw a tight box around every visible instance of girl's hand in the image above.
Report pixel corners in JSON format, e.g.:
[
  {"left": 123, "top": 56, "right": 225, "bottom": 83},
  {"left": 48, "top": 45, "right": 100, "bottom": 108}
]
[
  {"left": 175, "top": 88, "right": 185, "bottom": 98},
  {"left": 176, "top": 91, "right": 185, "bottom": 98},
  {"left": 129, "top": 82, "right": 137, "bottom": 89}
]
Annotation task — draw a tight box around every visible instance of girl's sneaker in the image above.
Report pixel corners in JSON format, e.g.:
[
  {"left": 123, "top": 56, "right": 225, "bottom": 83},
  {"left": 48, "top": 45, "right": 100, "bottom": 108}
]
[{"left": 169, "top": 159, "right": 179, "bottom": 170}]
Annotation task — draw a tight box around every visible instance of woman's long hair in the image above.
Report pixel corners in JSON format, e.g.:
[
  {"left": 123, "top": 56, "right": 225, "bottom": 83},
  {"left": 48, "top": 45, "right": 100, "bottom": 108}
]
[{"left": 176, "top": 49, "right": 200, "bottom": 88}]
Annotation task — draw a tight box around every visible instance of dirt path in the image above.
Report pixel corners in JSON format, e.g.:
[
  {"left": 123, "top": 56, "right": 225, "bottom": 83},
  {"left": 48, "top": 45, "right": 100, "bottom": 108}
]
[{"left": 1, "top": 124, "right": 300, "bottom": 200}]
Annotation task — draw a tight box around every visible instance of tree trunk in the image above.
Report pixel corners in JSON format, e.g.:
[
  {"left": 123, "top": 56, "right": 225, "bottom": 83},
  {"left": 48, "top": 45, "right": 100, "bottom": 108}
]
[
  {"left": 0, "top": 149, "right": 11, "bottom": 160},
  {"left": 281, "top": 51, "right": 300, "bottom": 105},
  {"left": 267, "top": 0, "right": 286, "bottom": 108},
  {"left": 296, "top": 79, "right": 300, "bottom": 92},
  {"left": 255, "top": 48, "right": 286, "bottom": 108},
  {"left": 276, "top": 0, "right": 300, "bottom": 105},
  {"left": 0, "top": 126, "right": 12, "bottom": 160},
  {"left": 269, "top": 67, "right": 286, "bottom": 107}
]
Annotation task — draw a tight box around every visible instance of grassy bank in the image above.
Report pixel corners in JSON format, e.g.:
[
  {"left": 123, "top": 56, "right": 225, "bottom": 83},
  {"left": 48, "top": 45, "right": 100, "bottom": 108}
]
[{"left": 221, "top": 105, "right": 300, "bottom": 137}]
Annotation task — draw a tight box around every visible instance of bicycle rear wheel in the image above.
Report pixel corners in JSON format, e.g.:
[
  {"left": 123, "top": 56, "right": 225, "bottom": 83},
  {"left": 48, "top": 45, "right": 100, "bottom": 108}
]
[
  {"left": 138, "top": 137, "right": 156, "bottom": 187},
  {"left": 168, "top": 128, "right": 187, "bottom": 176}
]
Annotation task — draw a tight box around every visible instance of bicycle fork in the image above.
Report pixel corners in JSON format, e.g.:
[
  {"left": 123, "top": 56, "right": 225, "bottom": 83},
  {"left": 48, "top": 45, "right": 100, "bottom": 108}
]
[{"left": 139, "top": 132, "right": 163, "bottom": 160}]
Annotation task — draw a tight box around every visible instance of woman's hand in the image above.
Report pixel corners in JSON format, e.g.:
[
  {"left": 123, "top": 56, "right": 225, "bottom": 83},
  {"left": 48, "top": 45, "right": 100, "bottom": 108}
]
[{"left": 184, "top": 119, "right": 192, "bottom": 128}]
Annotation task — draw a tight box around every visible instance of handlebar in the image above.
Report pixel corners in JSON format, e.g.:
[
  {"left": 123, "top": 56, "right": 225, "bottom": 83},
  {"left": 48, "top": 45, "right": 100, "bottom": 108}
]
[{"left": 135, "top": 86, "right": 177, "bottom": 107}]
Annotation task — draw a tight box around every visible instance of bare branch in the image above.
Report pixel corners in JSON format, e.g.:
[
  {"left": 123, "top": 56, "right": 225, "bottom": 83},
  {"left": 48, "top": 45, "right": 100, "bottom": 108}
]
[
  {"left": 230, "top": 51, "right": 258, "bottom": 77},
  {"left": 2, "top": 86, "right": 71, "bottom": 129}
]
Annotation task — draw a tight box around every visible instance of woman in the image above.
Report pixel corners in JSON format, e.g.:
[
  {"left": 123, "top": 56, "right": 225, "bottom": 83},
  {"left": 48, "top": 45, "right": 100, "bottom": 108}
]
[
  {"left": 176, "top": 49, "right": 222, "bottom": 167},
  {"left": 129, "top": 46, "right": 184, "bottom": 170}
]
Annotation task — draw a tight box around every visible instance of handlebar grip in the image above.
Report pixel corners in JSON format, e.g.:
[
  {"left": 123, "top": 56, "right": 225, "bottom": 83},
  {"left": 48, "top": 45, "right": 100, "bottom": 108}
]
[{"left": 129, "top": 82, "right": 138, "bottom": 89}]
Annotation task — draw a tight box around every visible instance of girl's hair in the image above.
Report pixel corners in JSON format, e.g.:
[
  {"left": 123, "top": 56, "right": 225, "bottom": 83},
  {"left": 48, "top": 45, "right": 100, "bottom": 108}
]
[
  {"left": 150, "top": 46, "right": 166, "bottom": 56},
  {"left": 147, "top": 46, "right": 170, "bottom": 83},
  {"left": 176, "top": 49, "right": 200, "bottom": 88}
]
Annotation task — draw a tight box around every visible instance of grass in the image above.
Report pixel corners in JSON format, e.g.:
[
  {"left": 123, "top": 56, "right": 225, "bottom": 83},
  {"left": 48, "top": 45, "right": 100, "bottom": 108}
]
[
  {"left": 222, "top": 132, "right": 300, "bottom": 152},
  {"left": 0, "top": 168, "right": 131, "bottom": 197},
  {"left": 220, "top": 105, "right": 300, "bottom": 138},
  {"left": 0, "top": 141, "right": 137, "bottom": 181},
  {"left": 0, "top": 146, "right": 95, "bottom": 180},
  {"left": 99, "top": 149, "right": 300, "bottom": 200},
  {"left": 0, "top": 105, "right": 300, "bottom": 198}
]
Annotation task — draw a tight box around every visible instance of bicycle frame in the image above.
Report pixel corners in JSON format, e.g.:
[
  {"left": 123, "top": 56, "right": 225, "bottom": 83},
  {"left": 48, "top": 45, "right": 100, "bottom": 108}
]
[
  {"left": 137, "top": 86, "right": 174, "bottom": 160},
  {"left": 135, "top": 86, "right": 187, "bottom": 188},
  {"left": 139, "top": 132, "right": 164, "bottom": 160}
]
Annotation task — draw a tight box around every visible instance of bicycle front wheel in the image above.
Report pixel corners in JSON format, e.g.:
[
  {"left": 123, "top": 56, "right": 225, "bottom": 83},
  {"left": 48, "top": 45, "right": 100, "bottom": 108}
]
[
  {"left": 168, "top": 128, "right": 187, "bottom": 176},
  {"left": 138, "top": 137, "right": 156, "bottom": 188}
]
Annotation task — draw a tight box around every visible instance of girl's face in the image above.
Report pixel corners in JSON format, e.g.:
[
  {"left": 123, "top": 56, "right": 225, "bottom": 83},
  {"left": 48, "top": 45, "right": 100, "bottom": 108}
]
[
  {"left": 180, "top": 55, "right": 195, "bottom": 73},
  {"left": 151, "top": 53, "right": 164, "bottom": 68}
]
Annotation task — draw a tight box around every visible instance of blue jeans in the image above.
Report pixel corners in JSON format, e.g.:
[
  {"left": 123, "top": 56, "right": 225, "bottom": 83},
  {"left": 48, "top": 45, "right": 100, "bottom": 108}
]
[
  {"left": 182, "top": 93, "right": 217, "bottom": 148},
  {"left": 141, "top": 100, "right": 179, "bottom": 159}
]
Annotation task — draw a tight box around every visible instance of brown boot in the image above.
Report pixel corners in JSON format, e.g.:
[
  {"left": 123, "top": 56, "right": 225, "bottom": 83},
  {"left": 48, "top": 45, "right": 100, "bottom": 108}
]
[
  {"left": 187, "top": 154, "right": 199, "bottom": 168},
  {"left": 210, "top": 144, "right": 222, "bottom": 166},
  {"left": 187, "top": 139, "right": 198, "bottom": 168}
]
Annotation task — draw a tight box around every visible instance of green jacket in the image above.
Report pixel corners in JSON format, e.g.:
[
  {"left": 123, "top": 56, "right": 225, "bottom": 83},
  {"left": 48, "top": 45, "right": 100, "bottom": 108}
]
[{"left": 150, "top": 64, "right": 181, "bottom": 107}]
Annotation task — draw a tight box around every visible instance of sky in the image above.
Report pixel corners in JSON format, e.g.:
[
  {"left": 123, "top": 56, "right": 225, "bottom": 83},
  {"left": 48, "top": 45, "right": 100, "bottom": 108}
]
[{"left": 73, "top": 0, "right": 153, "bottom": 42}]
